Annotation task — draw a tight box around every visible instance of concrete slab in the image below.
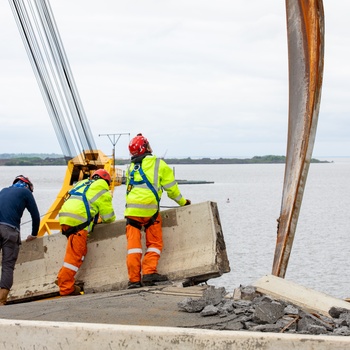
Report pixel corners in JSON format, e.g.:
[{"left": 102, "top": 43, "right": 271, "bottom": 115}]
[
  {"left": 0, "top": 285, "right": 349, "bottom": 349},
  {"left": 253, "top": 274, "right": 350, "bottom": 317},
  {"left": 1, "top": 286, "right": 208, "bottom": 326},
  {"left": 1, "top": 320, "right": 350, "bottom": 350},
  {"left": 1, "top": 318, "right": 349, "bottom": 350},
  {"left": 6, "top": 201, "right": 230, "bottom": 302}
]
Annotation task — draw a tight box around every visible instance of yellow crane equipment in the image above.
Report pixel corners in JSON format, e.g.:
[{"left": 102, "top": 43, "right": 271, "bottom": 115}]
[{"left": 9, "top": 0, "right": 122, "bottom": 236}]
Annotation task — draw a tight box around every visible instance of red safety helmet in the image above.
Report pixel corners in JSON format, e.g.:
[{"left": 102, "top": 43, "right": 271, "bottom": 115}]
[
  {"left": 129, "top": 133, "right": 149, "bottom": 157},
  {"left": 13, "top": 175, "right": 34, "bottom": 192},
  {"left": 91, "top": 169, "right": 111, "bottom": 185}
]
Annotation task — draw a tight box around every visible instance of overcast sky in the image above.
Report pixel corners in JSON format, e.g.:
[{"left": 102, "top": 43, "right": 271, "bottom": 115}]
[{"left": 0, "top": 1, "right": 349, "bottom": 159}]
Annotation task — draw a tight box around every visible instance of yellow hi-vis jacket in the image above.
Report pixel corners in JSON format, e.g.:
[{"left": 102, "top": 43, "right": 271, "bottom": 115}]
[
  {"left": 59, "top": 178, "right": 116, "bottom": 232},
  {"left": 124, "top": 155, "right": 187, "bottom": 217}
]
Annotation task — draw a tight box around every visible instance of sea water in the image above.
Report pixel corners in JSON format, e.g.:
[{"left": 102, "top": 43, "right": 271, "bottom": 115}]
[{"left": 0, "top": 158, "right": 349, "bottom": 298}]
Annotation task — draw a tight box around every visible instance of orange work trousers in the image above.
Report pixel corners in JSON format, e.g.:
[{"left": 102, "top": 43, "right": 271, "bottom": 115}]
[
  {"left": 57, "top": 227, "right": 88, "bottom": 295},
  {"left": 126, "top": 213, "right": 163, "bottom": 283}
]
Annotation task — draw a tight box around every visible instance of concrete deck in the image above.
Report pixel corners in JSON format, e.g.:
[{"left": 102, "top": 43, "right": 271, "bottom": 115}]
[
  {"left": 1, "top": 285, "right": 349, "bottom": 349},
  {"left": 1, "top": 201, "right": 349, "bottom": 348}
]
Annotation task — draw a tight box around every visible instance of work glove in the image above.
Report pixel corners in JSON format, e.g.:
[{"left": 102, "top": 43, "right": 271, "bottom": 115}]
[{"left": 185, "top": 199, "right": 191, "bottom": 206}]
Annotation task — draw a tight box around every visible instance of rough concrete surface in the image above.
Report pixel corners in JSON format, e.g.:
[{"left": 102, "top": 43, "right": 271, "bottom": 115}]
[
  {"left": 1, "top": 284, "right": 350, "bottom": 350},
  {"left": 2, "top": 283, "right": 350, "bottom": 338},
  {"left": 1, "top": 285, "right": 211, "bottom": 327}
]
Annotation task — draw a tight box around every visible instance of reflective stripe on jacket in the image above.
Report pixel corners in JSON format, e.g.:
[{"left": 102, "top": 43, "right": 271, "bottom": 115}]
[
  {"left": 59, "top": 178, "right": 115, "bottom": 231},
  {"left": 124, "top": 155, "right": 186, "bottom": 217}
]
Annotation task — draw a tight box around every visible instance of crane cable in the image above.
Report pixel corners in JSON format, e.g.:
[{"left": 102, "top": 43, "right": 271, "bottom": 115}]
[{"left": 9, "top": 0, "right": 96, "bottom": 160}]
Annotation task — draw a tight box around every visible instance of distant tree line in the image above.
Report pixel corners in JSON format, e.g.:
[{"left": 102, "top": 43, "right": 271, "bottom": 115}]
[
  {"left": 0, "top": 154, "right": 330, "bottom": 166},
  {"left": 0, "top": 157, "right": 66, "bottom": 166},
  {"left": 115, "top": 155, "right": 330, "bottom": 165},
  {"left": 0, "top": 153, "right": 63, "bottom": 159}
]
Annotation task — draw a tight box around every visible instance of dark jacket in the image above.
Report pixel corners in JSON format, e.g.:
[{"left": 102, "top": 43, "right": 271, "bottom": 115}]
[{"left": 0, "top": 187, "right": 40, "bottom": 236}]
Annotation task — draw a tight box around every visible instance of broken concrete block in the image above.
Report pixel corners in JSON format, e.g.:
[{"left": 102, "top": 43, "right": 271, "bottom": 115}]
[
  {"left": 329, "top": 306, "right": 350, "bottom": 319},
  {"left": 219, "top": 300, "right": 234, "bottom": 314},
  {"left": 232, "top": 300, "right": 252, "bottom": 309},
  {"left": 333, "top": 326, "right": 350, "bottom": 336},
  {"left": 203, "top": 285, "right": 226, "bottom": 306},
  {"left": 177, "top": 297, "right": 206, "bottom": 313},
  {"left": 307, "top": 325, "right": 327, "bottom": 335},
  {"left": 200, "top": 305, "right": 219, "bottom": 317},
  {"left": 284, "top": 304, "right": 299, "bottom": 315},
  {"left": 233, "top": 287, "right": 242, "bottom": 300},
  {"left": 8, "top": 201, "right": 230, "bottom": 302},
  {"left": 276, "top": 316, "right": 297, "bottom": 332},
  {"left": 240, "top": 286, "right": 261, "bottom": 301},
  {"left": 253, "top": 300, "right": 285, "bottom": 324},
  {"left": 338, "top": 313, "right": 350, "bottom": 327},
  {"left": 297, "top": 313, "right": 334, "bottom": 333}
]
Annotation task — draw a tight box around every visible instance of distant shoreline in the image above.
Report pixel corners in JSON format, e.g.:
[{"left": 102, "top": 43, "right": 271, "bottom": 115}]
[{"left": 0, "top": 154, "right": 332, "bottom": 166}]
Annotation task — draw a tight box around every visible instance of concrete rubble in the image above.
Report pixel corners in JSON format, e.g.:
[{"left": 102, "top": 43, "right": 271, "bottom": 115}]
[{"left": 177, "top": 285, "right": 350, "bottom": 336}]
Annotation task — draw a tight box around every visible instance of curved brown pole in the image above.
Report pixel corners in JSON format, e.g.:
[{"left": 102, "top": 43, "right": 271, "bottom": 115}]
[{"left": 272, "top": 0, "right": 324, "bottom": 278}]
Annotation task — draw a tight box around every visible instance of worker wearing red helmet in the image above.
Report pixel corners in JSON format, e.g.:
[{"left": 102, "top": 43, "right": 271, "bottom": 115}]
[
  {"left": 125, "top": 133, "right": 191, "bottom": 288},
  {"left": 56, "top": 169, "right": 116, "bottom": 296},
  {"left": 0, "top": 175, "right": 40, "bottom": 306}
]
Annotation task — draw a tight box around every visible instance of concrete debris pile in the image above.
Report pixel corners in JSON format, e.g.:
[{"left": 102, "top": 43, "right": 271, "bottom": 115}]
[{"left": 177, "top": 285, "right": 350, "bottom": 336}]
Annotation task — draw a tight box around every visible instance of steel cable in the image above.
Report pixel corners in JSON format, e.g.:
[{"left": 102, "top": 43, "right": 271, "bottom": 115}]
[{"left": 8, "top": 0, "right": 96, "bottom": 159}]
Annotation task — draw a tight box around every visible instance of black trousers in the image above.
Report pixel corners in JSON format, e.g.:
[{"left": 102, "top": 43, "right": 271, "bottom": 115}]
[{"left": 0, "top": 224, "right": 20, "bottom": 290}]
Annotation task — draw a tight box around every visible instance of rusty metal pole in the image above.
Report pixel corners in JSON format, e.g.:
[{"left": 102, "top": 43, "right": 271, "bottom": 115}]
[{"left": 272, "top": 0, "right": 325, "bottom": 278}]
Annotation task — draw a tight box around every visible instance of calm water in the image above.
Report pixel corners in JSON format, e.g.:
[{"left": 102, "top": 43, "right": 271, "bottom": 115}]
[{"left": 1, "top": 158, "right": 349, "bottom": 298}]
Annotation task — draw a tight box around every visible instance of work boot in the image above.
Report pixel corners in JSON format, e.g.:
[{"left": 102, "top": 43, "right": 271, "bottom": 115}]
[
  {"left": 127, "top": 281, "right": 142, "bottom": 289},
  {"left": 63, "top": 285, "right": 81, "bottom": 296},
  {"left": 142, "top": 273, "right": 168, "bottom": 286},
  {"left": 0, "top": 288, "right": 10, "bottom": 306}
]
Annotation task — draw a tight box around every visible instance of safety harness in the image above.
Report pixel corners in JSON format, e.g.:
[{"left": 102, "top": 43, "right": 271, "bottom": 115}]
[
  {"left": 61, "top": 180, "right": 98, "bottom": 238},
  {"left": 126, "top": 162, "right": 160, "bottom": 230}
]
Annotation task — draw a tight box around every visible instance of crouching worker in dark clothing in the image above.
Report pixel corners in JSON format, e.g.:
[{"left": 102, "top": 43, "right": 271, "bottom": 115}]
[{"left": 0, "top": 175, "right": 40, "bottom": 306}]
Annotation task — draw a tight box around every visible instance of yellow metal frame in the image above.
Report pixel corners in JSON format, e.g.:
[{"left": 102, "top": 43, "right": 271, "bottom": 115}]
[{"left": 38, "top": 150, "right": 123, "bottom": 236}]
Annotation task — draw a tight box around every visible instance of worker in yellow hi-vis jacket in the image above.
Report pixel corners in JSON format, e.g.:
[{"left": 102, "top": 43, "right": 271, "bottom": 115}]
[
  {"left": 124, "top": 133, "right": 191, "bottom": 289},
  {"left": 57, "top": 169, "right": 115, "bottom": 296}
]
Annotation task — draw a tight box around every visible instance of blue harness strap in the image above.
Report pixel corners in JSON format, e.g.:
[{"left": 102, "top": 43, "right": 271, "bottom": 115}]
[
  {"left": 62, "top": 179, "right": 100, "bottom": 238},
  {"left": 126, "top": 163, "right": 161, "bottom": 230},
  {"left": 68, "top": 180, "right": 94, "bottom": 223},
  {"left": 128, "top": 163, "right": 160, "bottom": 204}
]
